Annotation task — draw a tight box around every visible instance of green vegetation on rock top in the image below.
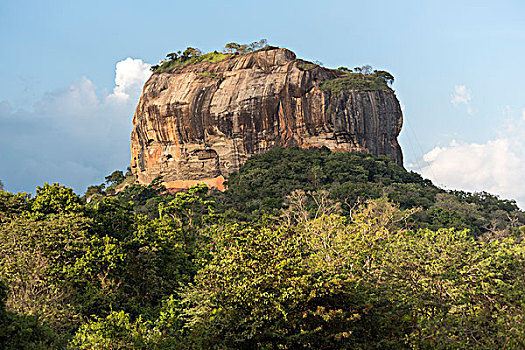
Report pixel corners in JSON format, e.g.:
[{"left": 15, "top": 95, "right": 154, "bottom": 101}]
[
  {"left": 153, "top": 50, "right": 229, "bottom": 74},
  {"left": 321, "top": 65, "right": 395, "bottom": 92},
  {"left": 151, "top": 39, "right": 269, "bottom": 73},
  {"left": 150, "top": 42, "right": 396, "bottom": 95},
  {"left": 320, "top": 72, "right": 391, "bottom": 92}
]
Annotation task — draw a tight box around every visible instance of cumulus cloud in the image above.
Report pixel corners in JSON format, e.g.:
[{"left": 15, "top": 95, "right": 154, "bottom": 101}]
[
  {"left": 450, "top": 85, "right": 472, "bottom": 114},
  {"left": 108, "top": 58, "right": 152, "bottom": 102},
  {"left": 0, "top": 58, "right": 151, "bottom": 194},
  {"left": 413, "top": 117, "right": 525, "bottom": 208}
]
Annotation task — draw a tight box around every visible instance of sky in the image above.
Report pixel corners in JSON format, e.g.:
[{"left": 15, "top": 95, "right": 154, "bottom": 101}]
[{"left": 1, "top": 0, "right": 524, "bottom": 207}]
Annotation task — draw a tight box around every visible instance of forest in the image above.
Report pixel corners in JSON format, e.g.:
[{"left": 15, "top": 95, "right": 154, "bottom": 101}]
[{"left": 1, "top": 147, "right": 524, "bottom": 349}]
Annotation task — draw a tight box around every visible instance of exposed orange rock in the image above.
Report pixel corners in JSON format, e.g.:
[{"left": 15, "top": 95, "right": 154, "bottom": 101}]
[
  {"left": 130, "top": 48, "right": 403, "bottom": 190},
  {"left": 163, "top": 175, "right": 226, "bottom": 193}
]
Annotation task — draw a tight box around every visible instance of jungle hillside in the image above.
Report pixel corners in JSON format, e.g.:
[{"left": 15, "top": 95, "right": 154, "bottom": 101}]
[{"left": 1, "top": 147, "right": 524, "bottom": 349}]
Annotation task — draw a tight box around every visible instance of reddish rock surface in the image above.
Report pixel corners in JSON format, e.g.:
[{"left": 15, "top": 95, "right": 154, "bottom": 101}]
[{"left": 130, "top": 48, "right": 403, "bottom": 189}]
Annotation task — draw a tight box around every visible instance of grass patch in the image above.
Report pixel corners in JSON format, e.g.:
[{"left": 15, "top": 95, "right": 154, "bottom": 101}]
[
  {"left": 198, "top": 51, "right": 229, "bottom": 63},
  {"left": 297, "top": 63, "right": 318, "bottom": 71},
  {"left": 321, "top": 73, "right": 391, "bottom": 93},
  {"left": 152, "top": 42, "right": 279, "bottom": 74},
  {"left": 155, "top": 51, "right": 229, "bottom": 74}
]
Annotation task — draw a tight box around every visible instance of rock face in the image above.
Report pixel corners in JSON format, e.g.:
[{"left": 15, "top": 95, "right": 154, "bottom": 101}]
[{"left": 130, "top": 48, "right": 403, "bottom": 189}]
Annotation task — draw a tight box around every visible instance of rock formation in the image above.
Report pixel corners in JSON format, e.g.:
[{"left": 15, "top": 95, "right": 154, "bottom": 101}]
[{"left": 130, "top": 48, "right": 403, "bottom": 190}]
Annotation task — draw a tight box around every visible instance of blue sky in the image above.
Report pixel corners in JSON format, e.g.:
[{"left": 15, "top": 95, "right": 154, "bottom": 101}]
[{"left": 1, "top": 0, "right": 524, "bottom": 206}]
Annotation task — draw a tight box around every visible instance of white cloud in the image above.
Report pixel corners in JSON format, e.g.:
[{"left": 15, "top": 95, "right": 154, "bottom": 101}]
[
  {"left": 0, "top": 58, "right": 151, "bottom": 194},
  {"left": 414, "top": 117, "right": 525, "bottom": 208},
  {"left": 422, "top": 145, "right": 446, "bottom": 163},
  {"left": 450, "top": 85, "right": 472, "bottom": 114},
  {"left": 108, "top": 58, "right": 151, "bottom": 102}
]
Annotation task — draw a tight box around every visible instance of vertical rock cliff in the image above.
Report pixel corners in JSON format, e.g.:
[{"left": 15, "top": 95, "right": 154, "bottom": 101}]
[{"left": 130, "top": 48, "right": 403, "bottom": 189}]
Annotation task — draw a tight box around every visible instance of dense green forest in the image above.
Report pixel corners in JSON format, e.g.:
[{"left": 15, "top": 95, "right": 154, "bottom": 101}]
[{"left": 1, "top": 147, "right": 524, "bottom": 349}]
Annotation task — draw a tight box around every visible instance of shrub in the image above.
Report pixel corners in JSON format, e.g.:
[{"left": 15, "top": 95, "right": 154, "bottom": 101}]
[
  {"left": 297, "top": 62, "right": 318, "bottom": 71},
  {"left": 154, "top": 51, "right": 229, "bottom": 74},
  {"left": 321, "top": 72, "right": 391, "bottom": 92}
]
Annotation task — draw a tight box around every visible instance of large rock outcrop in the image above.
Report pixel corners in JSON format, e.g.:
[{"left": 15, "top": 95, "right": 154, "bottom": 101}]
[{"left": 130, "top": 48, "right": 403, "bottom": 189}]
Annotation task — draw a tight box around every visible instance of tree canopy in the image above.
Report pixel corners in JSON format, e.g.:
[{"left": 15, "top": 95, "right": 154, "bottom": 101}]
[{"left": 0, "top": 149, "right": 523, "bottom": 348}]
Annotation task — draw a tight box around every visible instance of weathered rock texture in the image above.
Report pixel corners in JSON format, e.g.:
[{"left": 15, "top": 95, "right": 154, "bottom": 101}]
[{"left": 131, "top": 48, "right": 403, "bottom": 189}]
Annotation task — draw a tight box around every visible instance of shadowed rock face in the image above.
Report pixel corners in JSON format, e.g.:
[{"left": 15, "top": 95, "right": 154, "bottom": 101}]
[{"left": 130, "top": 48, "right": 403, "bottom": 188}]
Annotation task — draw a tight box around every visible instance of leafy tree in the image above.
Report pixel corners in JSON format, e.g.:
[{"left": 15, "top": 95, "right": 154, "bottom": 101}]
[
  {"left": 373, "top": 69, "right": 394, "bottom": 85},
  {"left": 337, "top": 66, "right": 353, "bottom": 73},
  {"left": 166, "top": 51, "right": 181, "bottom": 61},
  {"left": 257, "top": 38, "right": 268, "bottom": 48},
  {"left": 1, "top": 147, "right": 524, "bottom": 349},
  {"left": 182, "top": 200, "right": 416, "bottom": 349},
  {"left": 31, "top": 183, "right": 82, "bottom": 215},
  {"left": 0, "top": 191, "right": 28, "bottom": 223},
  {"left": 0, "top": 210, "right": 92, "bottom": 332},
  {"left": 181, "top": 47, "right": 202, "bottom": 60},
  {"left": 247, "top": 41, "right": 259, "bottom": 52},
  {"left": 74, "top": 196, "right": 194, "bottom": 319},
  {"left": 224, "top": 40, "right": 268, "bottom": 54},
  {"left": 223, "top": 42, "right": 241, "bottom": 54},
  {"left": 119, "top": 215, "right": 195, "bottom": 317},
  {"left": 213, "top": 147, "right": 524, "bottom": 236},
  {"left": 353, "top": 64, "right": 373, "bottom": 75},
  {"left": 159, "top": 183, "right": 214, "bottom": 227},
  {"left": 180, "top": 197, "right": 524, "bottom": 348},
  {"left": 84, "top": 184, "right": 105, "bottom": 199},
  {"left": 71, "top": 310, "right": 156, "bottom": 349},
  {"left": 71, "top": 296, "right": 184, "bottom": 349},
  {"left": 152, "top": 41, "right": 270, "bottom": 73},
  {"left": 114, "top": 176, "right": 174, "bottom": 218},
  {"left": 105, "top": 170, "right": 125, "bottom": 186},
  {"left": 0, "top": 281, "right": 65, "bottom": 349},
  {"left": 384, "top": 229, "right": 525, "bottom": 348}
]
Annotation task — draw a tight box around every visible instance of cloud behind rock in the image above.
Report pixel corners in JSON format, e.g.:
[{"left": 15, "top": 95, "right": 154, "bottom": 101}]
[
  {"left": 109, "top": 58, "right": 152, "bottom": 102},
  {"left": 0, "top": 58, "right": 151, "bottom": 194},
  {"left": 414, "top": 128, "right": 525, "bottom": 208}
]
